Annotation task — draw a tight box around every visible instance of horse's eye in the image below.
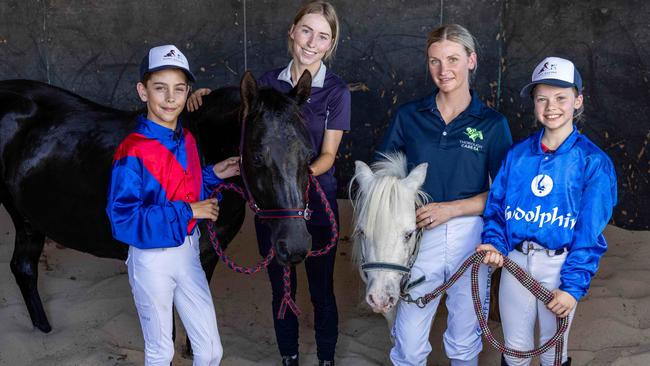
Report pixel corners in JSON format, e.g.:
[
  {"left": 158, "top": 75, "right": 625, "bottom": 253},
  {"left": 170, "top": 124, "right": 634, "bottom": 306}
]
[
  {"left": 251, "top": 152, "right": 264, "bottom": 166},
  {"left": 404, "top": 231, "right": 413, "bottom": 241}
]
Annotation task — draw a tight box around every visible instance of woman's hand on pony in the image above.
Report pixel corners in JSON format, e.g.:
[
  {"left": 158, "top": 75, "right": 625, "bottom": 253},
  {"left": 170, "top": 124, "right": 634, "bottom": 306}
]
[
  {"left": 476, "top": 244, "right": 504, "bottom": 267},
  {"left": 214, "top": 156, "right": 240, "bottom": 179},
  {"left": 416, "top": 202, "right": 456, "bottom": 229},
  {"left": 186, "top": 88, "right": 212, "bottom": 112},
  {"left": 547, "top": 289, "right": 577, "bottom": 318}
]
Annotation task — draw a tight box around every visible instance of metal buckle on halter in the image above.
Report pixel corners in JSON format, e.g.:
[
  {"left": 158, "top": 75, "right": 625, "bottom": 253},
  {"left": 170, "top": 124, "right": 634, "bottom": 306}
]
[
  {"left": 302, "top": 205, "right": 312, "bottom": 220},
  {"left": 401, "top": 293, "right": 426, "bottom": 309}
]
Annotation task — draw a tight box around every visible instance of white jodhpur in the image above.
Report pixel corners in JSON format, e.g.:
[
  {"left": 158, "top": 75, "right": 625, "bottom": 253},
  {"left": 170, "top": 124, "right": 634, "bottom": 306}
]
[
  {"left": 500, "top": 244, "right": 574, "bottom": 366},
  {"left": 390, "top": 216, "right": 488, "bottom": 366},
  {"left": 127, "top": 231, "right": 223, "bottom": 366}
]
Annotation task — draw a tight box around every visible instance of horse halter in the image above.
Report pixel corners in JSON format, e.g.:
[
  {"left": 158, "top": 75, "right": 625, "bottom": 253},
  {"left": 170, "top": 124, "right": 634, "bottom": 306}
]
[
  {"left": 358, "top": 227, "right": 424, "bottom": 294},
  {"left": 238, "top": 114, "right": 312, "bottom": 221}
]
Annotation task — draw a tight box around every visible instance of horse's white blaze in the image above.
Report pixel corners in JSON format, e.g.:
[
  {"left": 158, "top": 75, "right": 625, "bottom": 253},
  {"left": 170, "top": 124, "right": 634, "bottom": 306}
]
[{"left": 350, "top": 153, "right": 428, "bottom": 315}]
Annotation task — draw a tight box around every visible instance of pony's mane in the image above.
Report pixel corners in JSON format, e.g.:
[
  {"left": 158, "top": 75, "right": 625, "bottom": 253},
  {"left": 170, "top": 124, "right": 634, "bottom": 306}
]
[{"left": 349, "top": 153, "right": 428, "bottom": 266}]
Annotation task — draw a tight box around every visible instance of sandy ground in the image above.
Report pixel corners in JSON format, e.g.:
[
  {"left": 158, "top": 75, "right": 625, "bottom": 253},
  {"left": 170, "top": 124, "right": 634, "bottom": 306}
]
[{"left": 1, "top": 201, "right": 650, "bottom": 366}]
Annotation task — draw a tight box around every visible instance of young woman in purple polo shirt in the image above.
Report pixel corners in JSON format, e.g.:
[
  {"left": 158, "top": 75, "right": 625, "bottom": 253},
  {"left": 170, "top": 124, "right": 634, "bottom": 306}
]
[{"left": 187, "top": 2, "right": 350, "bottom": 365}]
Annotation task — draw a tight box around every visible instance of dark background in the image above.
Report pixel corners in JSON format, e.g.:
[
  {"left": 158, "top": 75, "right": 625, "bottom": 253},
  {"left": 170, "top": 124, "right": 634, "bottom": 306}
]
[{"left": 1, "top": 0, "right": 648, "bottom": 229}]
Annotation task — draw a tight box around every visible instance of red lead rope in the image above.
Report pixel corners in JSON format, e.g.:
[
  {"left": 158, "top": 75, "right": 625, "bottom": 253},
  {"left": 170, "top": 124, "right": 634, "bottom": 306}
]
[
  {"left": 404, "top": 251, "right": 568, "bottom": 366},
  {"left": 206, "top": 176, "right": 338, "bottom": 319}
]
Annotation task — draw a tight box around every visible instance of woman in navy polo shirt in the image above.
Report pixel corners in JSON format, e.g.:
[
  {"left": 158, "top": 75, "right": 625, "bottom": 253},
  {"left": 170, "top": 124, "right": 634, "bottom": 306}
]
[
  {"left": 377, "top": 24, "right": 512, "bottom": 365},
  {"left": 188, "top": 2, "right": 349, "bottom": 365}
]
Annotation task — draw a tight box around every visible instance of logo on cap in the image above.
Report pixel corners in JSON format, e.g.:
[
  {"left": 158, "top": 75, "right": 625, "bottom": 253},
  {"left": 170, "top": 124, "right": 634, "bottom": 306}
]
[
  {"left": 537, "top": 62, "right": 556, "bottom": 75},
  {"left": 163, "top": 49, "right": 178, "bottom": 58},
  {"left": 531, "top": 174, "right": 553, "bottom": 197}
]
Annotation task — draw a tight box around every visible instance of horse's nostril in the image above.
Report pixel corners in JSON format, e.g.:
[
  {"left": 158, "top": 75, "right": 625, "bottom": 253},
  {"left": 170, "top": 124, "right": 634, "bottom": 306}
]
[
  {"left": 275, "top": 243, "right": 289, "bottom": 263},
  {"left": 388, "top": 296, "right": 397, "bottom": 306},
  {"left": 277, "top": 239, "right": 289, "bottom": 253},
  {"left": 366, "top": 294, "right": 375, "bottom": 306}
]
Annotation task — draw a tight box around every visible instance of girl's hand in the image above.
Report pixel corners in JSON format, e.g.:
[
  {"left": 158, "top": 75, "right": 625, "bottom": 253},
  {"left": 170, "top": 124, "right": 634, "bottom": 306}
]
[
  {"left": 214, "top": 156, "right": 240, "bottom": 179},
  {"left": 416, "top": 202, "right": 455, "bottom": 229},
  {"left": 547, "top": 289, "right": 577, "bottom": 318},
  {"left": 190, "top": 198, "right": 219, "bottom": 221},
  {"left": 476, "top": 244, "right": 504, "bottom": 267},
  {"left": 186, "top": 88, "right": 212, "bottom": 112}
]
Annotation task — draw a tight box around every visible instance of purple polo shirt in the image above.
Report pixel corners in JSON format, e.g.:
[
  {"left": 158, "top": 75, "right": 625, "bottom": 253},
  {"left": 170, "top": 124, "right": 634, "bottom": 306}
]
[{"left": 258, "top": 61, "right": 351, "bottom": 225}]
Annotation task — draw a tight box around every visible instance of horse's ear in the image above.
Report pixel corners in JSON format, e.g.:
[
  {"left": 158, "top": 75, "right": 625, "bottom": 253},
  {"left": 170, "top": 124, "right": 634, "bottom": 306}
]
[
  {"left": 354, "top": 160, "right": 375, "bottom": 191},
  {"left": 403, "top": 163, "right": 428, "bottom": 192},
  {"left": 240, "top": 71, "right": 258, "bottom": 120},
  {"left": 289, "top": 69, "right": 312, "bottom": 106}
]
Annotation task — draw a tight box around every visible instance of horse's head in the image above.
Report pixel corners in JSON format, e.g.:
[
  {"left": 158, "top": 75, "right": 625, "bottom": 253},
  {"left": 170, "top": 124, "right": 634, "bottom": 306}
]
[
  {"left": 350, "top": 153, "right": 428, "bottom": 314},
  {"left": 240, "top": 71, "right": 314, "bottom": 265}
]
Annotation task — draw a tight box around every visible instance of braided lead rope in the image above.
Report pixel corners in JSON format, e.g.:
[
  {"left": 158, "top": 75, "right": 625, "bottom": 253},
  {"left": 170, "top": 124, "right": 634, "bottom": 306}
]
[
  {"left": 304, "top": 176, "right": 339, "bottom": 257},
  {"left": 405, "top": 251, "right": 567, "bottom": 366},
  {"left": 277, "top": 265, "right": 302, "bottom": 318},
  {"left": 276, "top": 176, "right": 339, "bottom": 319},
  {"left": 207, "top": 176, "right": 339, "bottom": 320},
  {"left": 206, "top": 183, "right": 276, "bottom": 275}
]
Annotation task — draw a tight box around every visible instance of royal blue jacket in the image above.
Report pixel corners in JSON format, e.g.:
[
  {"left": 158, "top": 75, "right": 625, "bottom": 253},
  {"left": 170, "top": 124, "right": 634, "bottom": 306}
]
[
  {"left": 482, "top": 127, "right": 617, "bottom": 301},
  {"left": 106, "top": 115, "right": 222, "bottom": 249}
]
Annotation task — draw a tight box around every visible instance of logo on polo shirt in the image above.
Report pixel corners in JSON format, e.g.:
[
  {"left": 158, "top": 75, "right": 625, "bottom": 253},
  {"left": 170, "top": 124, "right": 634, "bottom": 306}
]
[
  {"left": 464, "top": 127, "right": 483, "bottom": 142},
  {"left": 531, "top": 174, "right": 553, "bottom": 197},
  {"left": 460, "top": 127, "right": 485, "bottom": 152}
]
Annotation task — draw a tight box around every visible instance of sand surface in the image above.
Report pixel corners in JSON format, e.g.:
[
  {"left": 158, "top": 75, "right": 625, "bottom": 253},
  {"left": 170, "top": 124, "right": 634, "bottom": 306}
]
[{"left": 1, "top": 201, "right": 649, "bottom": 365}]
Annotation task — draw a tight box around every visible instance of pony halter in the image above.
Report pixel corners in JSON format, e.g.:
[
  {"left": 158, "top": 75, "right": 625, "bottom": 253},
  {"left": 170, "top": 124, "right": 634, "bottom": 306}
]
[{"left": 358, "top": 228, "right": 424, "bottom": 294}]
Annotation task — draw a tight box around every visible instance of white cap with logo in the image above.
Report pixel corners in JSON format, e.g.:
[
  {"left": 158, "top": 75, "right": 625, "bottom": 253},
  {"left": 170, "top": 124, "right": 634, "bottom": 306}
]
[
  {"left": 140, "top": 45, "right": 196, "bottom": 82},
  {"left": 520, "top": 56, "right": 582, "bottom": 98}
]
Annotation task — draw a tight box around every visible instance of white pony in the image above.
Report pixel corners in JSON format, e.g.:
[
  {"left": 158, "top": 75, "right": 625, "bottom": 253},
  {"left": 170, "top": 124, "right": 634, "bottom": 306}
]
[{"left": 350, "top": 153, "right": 428, "bottom": 327}]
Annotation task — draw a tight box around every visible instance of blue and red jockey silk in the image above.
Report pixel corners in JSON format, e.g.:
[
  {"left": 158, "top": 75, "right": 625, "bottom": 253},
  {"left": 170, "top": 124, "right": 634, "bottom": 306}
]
[
  {"left": 106, "top": 115, "right": 222, "bottom": 249},
  {"left": 482, "top": 127, "right": 617, "bottom": 301}
]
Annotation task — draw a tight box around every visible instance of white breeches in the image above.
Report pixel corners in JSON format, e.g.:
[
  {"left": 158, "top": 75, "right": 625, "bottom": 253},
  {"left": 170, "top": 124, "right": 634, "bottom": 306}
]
[
  {"left": 127, "top": 231, "right": 223, "bottom": 366},
  {"left": 390, "top": 216, "right": 488, "bottom": 366},
  {"left": 500, "top": 243, "right": 574, "bottom": 366}
]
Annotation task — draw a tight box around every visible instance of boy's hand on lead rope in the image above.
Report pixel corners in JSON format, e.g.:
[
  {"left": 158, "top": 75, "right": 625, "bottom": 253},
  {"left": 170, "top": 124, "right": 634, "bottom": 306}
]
[
  {"left": 214, "top": 156, "right": 240, "bottom": 179},
  {"left": 190, "top": 198, "right": 219, "bottom": 221},
  {"left": 186, "top": 88, "right": 212, "bottom": 112},
  {"left": 476, "top": 244, "right": 504, "bottom": 267},
  {"left": 547, "top": 289, "right": 577, "bottom": 318}
]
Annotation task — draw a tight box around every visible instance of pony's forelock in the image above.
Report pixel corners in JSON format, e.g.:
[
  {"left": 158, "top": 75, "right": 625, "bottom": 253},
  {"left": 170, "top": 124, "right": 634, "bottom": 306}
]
[{"left": 349, "top": 153, "right": 428, "bottom": 266}]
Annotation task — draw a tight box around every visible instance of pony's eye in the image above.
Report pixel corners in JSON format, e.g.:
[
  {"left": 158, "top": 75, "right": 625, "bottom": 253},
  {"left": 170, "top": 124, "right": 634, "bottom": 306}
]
[
  {"left": 251, "top": 152, "right": 264, "bottom": 166},
  {"left": 404, "top": 231, "right": 413, "bottom": 241}
]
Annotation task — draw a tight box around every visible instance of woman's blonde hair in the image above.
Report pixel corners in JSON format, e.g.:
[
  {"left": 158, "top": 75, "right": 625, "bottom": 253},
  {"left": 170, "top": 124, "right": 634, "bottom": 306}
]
[
  {"left": 288, "top": 1, "right": 340, "bottom": 61},
  {"left": 426, "top": 24, "right": 478, "bottom": 76}
]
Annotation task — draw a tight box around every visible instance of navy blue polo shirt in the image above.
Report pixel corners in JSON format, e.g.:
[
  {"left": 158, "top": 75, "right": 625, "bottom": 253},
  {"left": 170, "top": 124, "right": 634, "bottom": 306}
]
[
  {"left": 377, "top": 89, "right": 512, "bottom": 202},
  {"left": 258, "top": 61, "right": 351, "bottom": 225}
]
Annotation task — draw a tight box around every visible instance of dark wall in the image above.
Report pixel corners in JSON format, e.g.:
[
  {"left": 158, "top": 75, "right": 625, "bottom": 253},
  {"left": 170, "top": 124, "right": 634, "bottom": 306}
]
[{"left": 1, "top": 0, "right": 648, "bottom": 229}]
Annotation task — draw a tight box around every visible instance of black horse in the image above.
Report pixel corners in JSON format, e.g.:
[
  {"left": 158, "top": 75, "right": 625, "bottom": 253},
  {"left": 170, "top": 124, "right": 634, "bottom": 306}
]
[{"left": 0, "top": 70, "right": 314, "bottom": 333}]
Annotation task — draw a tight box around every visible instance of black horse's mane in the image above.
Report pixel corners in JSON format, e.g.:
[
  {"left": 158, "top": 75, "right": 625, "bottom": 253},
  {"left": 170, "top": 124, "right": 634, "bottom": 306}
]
[{"left": 0, "top": 79, "right": 136, "bottom": 117}]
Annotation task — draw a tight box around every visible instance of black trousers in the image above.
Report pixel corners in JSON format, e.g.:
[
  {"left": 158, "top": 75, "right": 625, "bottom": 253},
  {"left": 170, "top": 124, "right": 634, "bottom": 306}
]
[{"left": 255, "top": 217, "right": 339, "bottom": 361}]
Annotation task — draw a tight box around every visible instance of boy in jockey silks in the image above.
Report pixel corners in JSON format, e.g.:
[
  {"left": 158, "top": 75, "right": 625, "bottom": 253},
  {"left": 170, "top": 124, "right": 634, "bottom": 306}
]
[
  {"left": 477, "top": 56, "right": 617, "bottom": 366},
  {"left": 106, "top": 45, "right": 240, "bottom": 366}
]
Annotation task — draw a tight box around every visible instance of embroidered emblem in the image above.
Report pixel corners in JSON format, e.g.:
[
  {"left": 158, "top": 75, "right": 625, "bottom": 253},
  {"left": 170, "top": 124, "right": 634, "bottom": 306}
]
[{"left": 464, "top": 127, "right": 484, "bottom": 142}]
